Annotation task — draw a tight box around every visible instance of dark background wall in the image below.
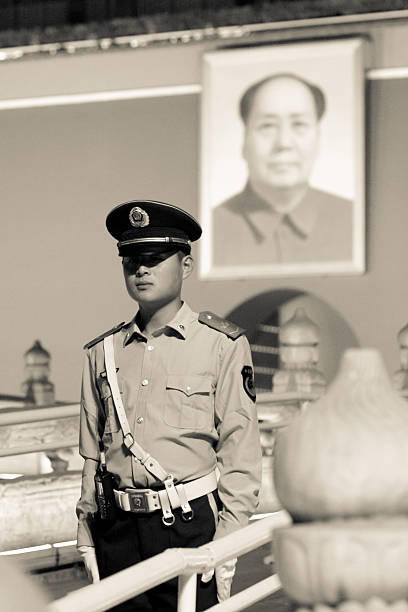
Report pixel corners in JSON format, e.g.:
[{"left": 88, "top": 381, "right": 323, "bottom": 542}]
[{"left": 1, "top": 19, "right": 407, "bottom": 401}]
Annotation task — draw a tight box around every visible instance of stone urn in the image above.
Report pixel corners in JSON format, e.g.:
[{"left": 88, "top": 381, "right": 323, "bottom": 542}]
[{"left": 273, "top": 348, "right": 408, "bottom": 610}]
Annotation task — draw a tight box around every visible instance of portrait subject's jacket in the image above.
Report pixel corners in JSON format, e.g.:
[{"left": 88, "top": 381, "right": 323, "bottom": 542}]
[{"left": 212, "top": 182, "right": 353, "bottom": 267}]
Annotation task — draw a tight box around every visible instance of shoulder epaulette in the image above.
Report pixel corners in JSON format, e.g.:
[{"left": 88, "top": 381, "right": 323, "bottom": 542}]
[
  {"left": 198, "top": 311, "right": 245, "bottom": 340},
  {"left": 83, "top": 322, "right": 126, "bottom": 350}
]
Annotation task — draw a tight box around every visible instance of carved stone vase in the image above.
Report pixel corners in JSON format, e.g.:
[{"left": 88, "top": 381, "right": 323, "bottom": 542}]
[{"left": 273, "top": 348, "right": 408, "bottom": 610}]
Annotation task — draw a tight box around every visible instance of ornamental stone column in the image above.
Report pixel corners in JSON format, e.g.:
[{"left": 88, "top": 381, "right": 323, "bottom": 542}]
[
  {"left": 257, "top": 308, "right": 325, "bottom": 514},
  {"left": 21, "top": 340, "right": 55, "bottom": 406},
  {"left": 273, "top": 307, "right": 326, "bottom": 395}
]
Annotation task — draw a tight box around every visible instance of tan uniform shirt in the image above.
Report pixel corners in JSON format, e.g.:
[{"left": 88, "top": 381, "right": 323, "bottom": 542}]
[{"left": 76, "top": 302, "right": 262, "bottom": 547}]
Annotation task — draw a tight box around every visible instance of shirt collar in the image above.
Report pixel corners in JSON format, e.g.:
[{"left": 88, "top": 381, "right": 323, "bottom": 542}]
[
  {"left": 284, "top": 189, "right": 317, "bottom": 238},
  {"left": 164, "top": 302, "right": 194, "bottom": 339},
  {"left": 123, "top": 301, "right": 194, "bottom": 345},
  {"left": 122, "top": 316, "right": 146, "bottom": 346},
  {"left": 243, "top": 182, "right": 318, "bottom": 239}
]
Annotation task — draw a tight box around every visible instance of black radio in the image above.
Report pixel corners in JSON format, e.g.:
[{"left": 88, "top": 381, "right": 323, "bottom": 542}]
[{"left": 94, "top": 442, "right": 117, "bottom": 521}]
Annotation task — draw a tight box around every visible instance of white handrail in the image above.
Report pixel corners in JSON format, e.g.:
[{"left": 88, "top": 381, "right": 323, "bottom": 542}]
[
  {"left": 206, "top": 575, "right": 282, "bottom": 612},
  {"left": 48, "top": 510, "right": 291, "bottom": 612}
]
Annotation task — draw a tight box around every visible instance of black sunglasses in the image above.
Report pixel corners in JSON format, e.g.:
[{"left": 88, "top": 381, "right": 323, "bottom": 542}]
[{"left": 122, "top": 249, "right": 179, "bottom": 271}]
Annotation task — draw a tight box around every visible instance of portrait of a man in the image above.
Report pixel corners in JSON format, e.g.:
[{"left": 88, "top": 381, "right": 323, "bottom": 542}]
[
  {"left": 213, "top": 73, "right": 353, "bottom": 267},
  {"left": 199, "top": 39, "right": 365, "bottom": 278}
]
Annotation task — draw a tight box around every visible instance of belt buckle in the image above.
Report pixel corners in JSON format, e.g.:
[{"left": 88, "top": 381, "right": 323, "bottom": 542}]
[{"left": 128, "top": 491, "right": 149, "bottom": 513}]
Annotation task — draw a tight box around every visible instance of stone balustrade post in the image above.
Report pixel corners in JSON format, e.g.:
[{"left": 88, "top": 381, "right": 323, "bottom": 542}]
[{"left": 273, "top": 348, "right": 408, "bottom": 611}]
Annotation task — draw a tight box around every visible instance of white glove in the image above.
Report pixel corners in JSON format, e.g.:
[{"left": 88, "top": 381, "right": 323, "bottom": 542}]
[
  {"left": 201, "top": 558, "right": 237, "bottom": 601},
  {"left": 78, "top": 545, "right": 100, "bottom": 583}
]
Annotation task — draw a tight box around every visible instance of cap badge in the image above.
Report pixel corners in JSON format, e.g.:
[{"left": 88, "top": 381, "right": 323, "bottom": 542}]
[{"left": 129, "top": 207, "right": 150, "bottom": 228}]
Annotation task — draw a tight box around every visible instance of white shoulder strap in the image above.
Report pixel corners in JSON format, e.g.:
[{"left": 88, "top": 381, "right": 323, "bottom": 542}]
[{"left": 103, "top": 335, "right": 169, "bottom": 483}]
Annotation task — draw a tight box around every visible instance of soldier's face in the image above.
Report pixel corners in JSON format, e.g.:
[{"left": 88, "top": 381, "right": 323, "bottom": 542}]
[
  {"left": 122, "top": 250, "right": 193, "bottom": 306},
  {"left": 242, "top": 77, "right": 320, "bottom": 192}
]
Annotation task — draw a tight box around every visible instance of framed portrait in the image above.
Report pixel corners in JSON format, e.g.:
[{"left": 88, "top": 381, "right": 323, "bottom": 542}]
[{"left": 199, "top": 38, "right": 365, "bottom": 279}]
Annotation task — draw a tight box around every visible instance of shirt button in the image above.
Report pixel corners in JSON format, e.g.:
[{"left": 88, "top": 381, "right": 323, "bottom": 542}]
[
  {"left": 137, "top": 416, "right": 144, "bottom": 424},
  {"left": 147, "top": 345, "right": 154, "bottom": 351},
  {"left": 186, "top": 385, "right": 191, "bottom": 392},
  {"left": 142, "top": 379, "right": 149, "bottom": 386}
]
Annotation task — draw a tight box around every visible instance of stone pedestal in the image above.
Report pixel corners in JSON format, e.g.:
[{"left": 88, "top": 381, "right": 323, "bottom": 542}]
[
  {"left": 273, "top": 349, "right": 408, "bottom": 610},
  {"left": 275, "top": 518, "right": 408, "bottom": 605}
]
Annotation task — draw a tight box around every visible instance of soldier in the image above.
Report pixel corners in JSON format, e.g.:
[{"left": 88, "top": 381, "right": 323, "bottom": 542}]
[{"left": 76, "top": 199, "right": 262, "bottom": 611}]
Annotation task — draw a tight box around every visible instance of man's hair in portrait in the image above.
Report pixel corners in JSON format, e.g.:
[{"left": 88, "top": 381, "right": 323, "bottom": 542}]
[{"left": 239, "top": 72, "right": 326, "bottom": 124}]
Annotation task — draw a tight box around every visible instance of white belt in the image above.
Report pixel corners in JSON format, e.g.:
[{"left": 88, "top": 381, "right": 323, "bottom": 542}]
[{"left": 114, "top": 469, "right": 217, "bottom": 521}]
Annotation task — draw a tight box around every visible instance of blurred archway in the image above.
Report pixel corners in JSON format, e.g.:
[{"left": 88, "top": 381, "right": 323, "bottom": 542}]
[{"left": 227, "top": 289, "right": 359, "bottom": 391}]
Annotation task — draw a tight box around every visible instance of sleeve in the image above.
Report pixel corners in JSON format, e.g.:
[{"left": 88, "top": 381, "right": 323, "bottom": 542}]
[
  {"left": 213, "top": 334, "right": 262, "bottom": 540},
  {"left": 76, "top": 348, "right": 102, "bottom": 548}
]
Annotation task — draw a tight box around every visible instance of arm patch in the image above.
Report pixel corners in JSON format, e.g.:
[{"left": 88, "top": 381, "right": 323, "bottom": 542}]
[
  {"left": 242, "top": 365, "right": 256, "bottom": 403},
  {"left": 198, "top": 311, "right": 245, "bottom": 340},
  {"left": 83, "top": 322, "right": 126, "bottom": 350}
]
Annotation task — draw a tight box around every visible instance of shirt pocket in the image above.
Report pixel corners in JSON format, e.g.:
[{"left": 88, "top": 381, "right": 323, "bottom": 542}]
[
  {"left": 164, "top": 375, "right": 213, "bottom": 430},
  {"left": 97, "top": 372, "right": 122, "bottom": 434}
]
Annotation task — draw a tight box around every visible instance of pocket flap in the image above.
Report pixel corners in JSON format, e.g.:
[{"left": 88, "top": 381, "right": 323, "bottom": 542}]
[
  {"left": 98, "top": 370, "right": 121, "bottom": 399},
  {"left": 98, "top": 375, "right": 112, "bottom": 399},
  {"left": 166, "top": 375, "right": 212, "bottom": 396}
]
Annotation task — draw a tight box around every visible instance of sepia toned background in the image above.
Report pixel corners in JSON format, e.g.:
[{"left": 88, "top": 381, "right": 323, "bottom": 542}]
[
  {"left": 1, "top": 3, "right": 408, "bottom": 608},
  {"left": 0, "top": 14, "right": 406, "bottom": 402}
]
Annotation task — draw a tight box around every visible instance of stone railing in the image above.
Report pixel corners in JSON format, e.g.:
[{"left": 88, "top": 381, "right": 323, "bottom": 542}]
[
  {"left": 0, "top": 403, "right": 81, "bottom": 558},
  {"left": 257, "top": 390, "right": 318, "bottom": 514},
  {"left": 0, "top": 403, "right": 79, "bottom": 458},
  {"left": 1, "top": 364, "right": 404, "bottom": 563},
  {"left": 0, "top": 392, "right": 310, "bottom": 557}
]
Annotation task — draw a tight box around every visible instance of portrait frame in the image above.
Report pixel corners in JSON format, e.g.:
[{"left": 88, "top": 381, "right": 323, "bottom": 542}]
[{"left": 199, "top": 38, "right": 366, "bottom": 279}]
